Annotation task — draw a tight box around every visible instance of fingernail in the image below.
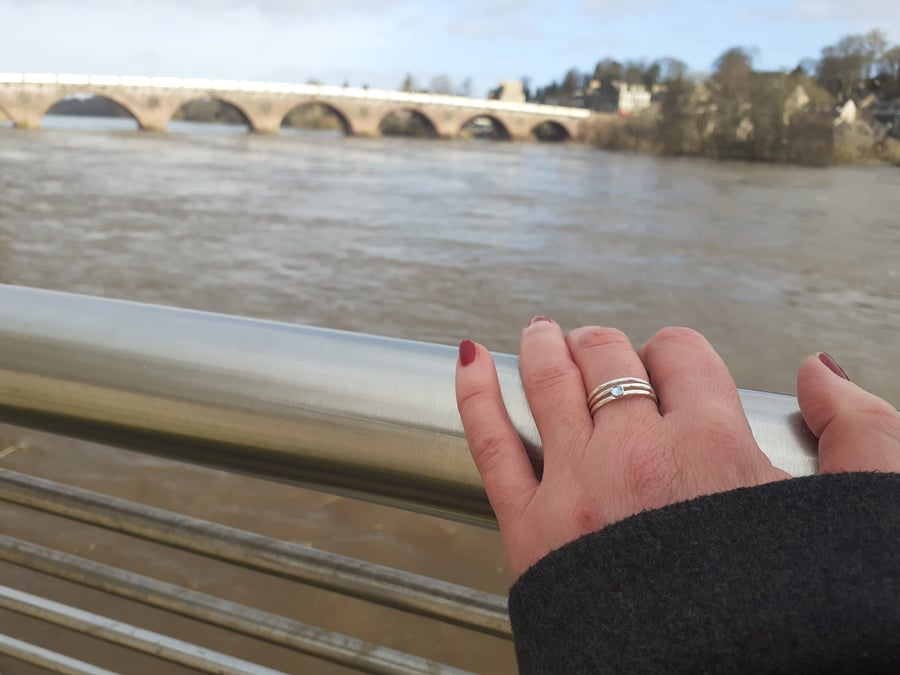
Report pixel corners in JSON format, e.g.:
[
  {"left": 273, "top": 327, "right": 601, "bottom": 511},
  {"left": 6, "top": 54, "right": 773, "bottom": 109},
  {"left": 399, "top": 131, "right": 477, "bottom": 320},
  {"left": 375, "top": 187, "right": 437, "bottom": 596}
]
[
  {"left": 818, "top": 352, "right": 850, "bottom": 381},
  {"left": 459, "top": 339, "right": 477, "bottom": 366},
  {"left": 528, "top": 315, "right": 551, "bottom": 326}
]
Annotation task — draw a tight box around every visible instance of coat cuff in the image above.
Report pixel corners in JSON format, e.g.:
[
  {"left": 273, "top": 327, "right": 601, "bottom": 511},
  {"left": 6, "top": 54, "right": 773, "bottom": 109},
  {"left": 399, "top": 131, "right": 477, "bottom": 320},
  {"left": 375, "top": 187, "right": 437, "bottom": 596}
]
[{"left": 508, "top": 473, "right": 900, "bottom": 674}]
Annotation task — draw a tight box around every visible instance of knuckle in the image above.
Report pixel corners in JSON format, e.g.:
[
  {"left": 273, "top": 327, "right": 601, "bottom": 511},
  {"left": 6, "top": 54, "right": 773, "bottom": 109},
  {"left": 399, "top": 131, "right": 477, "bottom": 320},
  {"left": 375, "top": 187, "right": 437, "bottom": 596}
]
[
  {"left": 456, "top": 380, "right": 496, "bottom": 415},
  {"left": 569, "top": 326, "right": 632, "bottom": 354},
  {"left": 648, "top": 326, "right": 709, "bottom": 351},
  {"left": 524, "top": 361, "right": 574, "bottom": 396},
  {"left": 694, "top": 407, "right": 745, "bottom": 450},
  {"left": 842, "top": 400, "right": 900, "bottom": 440},
  {"left": 470, "top": 428, "right": 511, "bottom": 474},
  {"left": 569, "top": 501, "right": 608, "bottom": 535}
]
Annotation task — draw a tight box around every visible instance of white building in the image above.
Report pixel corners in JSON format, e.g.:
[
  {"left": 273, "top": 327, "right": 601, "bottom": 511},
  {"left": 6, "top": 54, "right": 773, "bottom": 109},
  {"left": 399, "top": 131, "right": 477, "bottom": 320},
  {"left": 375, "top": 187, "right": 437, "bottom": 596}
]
[
  {"left": 616, "top": 83, "right": 652, "bottom": 114},
  {"left": 490, "top": 81, "right": 526, "bottom": 103}
]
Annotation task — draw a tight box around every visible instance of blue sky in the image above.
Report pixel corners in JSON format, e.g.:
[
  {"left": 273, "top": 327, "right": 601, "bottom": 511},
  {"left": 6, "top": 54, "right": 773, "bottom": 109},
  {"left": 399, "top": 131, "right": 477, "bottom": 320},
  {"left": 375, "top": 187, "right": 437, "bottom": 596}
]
[{"left": 1, "top": 0, "right": 897, "bottom": 95}]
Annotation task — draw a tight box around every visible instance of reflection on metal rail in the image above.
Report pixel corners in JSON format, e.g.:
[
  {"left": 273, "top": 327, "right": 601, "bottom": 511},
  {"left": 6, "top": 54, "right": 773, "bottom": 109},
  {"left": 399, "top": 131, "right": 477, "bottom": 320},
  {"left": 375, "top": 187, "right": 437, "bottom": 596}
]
[{"left": 0, "top": 284, "right": 820, "bottom": 672}]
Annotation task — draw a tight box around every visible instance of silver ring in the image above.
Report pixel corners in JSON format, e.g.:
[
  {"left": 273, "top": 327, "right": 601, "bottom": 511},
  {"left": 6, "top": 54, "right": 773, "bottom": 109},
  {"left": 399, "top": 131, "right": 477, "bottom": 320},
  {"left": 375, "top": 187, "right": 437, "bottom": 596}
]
[{"left": 588, "top": 377, "right": 657, "bottom": 415}]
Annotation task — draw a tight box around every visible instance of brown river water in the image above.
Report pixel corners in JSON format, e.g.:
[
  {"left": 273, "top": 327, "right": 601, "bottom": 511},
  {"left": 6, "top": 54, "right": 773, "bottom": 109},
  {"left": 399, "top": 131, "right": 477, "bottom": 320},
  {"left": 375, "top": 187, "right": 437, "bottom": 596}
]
[{"left": 0, "top": 116, "right": 898, "bottom": 673}]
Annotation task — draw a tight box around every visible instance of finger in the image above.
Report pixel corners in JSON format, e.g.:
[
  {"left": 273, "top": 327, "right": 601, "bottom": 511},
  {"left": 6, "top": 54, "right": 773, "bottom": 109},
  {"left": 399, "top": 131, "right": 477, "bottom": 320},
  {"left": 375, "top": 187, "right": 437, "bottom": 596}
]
[
  {"left": 797, "top": 353, "right": 900, "bottom": 473},
  {"left": 566, "top": 326, "right": 660, "bottom": 432},
  {"left": 456, "top": 339, "right": 538, "bottom": 526},
  {"left": 518, "top": 317, "right": 593, "bottom": 458},
  {"left": 638, "top": 327, "right": 744, "bottom": 418}
]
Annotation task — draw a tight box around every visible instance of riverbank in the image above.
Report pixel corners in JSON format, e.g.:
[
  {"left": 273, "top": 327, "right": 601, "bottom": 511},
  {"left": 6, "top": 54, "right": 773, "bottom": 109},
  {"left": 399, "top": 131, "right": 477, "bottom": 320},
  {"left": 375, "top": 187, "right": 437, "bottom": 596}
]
[{"left": 589, "top": 109, "right": 900, "bottom": 167}]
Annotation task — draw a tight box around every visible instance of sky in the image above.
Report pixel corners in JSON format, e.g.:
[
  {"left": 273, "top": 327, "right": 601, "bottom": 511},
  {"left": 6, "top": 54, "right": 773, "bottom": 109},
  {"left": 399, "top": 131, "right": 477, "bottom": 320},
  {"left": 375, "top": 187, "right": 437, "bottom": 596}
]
[{"left": 1, "top": 0, "right": 898, "bottom": 96}]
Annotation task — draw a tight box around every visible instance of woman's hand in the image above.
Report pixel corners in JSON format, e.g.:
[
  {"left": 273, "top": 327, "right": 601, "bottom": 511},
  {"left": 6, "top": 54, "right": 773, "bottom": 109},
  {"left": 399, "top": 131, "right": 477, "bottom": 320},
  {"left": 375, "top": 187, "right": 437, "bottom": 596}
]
[{"left": 456, "top": 320, "right": 900, "bottom": 578}]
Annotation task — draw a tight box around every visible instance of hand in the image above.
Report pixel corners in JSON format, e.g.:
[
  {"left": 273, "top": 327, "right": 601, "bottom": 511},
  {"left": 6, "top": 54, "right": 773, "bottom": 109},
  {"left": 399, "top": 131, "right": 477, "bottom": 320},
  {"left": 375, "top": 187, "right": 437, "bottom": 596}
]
[{"left": 456, "top": 321, "right": 900, "bottom": 578}]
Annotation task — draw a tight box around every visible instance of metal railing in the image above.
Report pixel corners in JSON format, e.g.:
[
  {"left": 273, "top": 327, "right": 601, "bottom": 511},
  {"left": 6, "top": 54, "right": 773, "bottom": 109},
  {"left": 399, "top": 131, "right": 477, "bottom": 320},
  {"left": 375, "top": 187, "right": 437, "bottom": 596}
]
[{"left": 0, "top": 284, "right": 819, "bottom": 672}]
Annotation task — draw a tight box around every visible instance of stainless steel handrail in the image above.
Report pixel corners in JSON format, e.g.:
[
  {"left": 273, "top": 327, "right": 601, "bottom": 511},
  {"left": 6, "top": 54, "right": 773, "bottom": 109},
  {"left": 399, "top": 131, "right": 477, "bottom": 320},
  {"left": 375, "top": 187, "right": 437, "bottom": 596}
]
[
  {"left": 0, "top": 284, "right": 819, "bottom": 528},
  {"left": 0, "top": 469, "right": 511, "bottom": 638}
]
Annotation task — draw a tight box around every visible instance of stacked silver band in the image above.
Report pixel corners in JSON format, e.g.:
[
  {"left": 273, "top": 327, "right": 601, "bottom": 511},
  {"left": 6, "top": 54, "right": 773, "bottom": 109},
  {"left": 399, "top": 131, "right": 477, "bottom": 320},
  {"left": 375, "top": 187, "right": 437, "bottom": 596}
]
[{"left": 588, "top": 377, "right": 658, "bottom": 415}]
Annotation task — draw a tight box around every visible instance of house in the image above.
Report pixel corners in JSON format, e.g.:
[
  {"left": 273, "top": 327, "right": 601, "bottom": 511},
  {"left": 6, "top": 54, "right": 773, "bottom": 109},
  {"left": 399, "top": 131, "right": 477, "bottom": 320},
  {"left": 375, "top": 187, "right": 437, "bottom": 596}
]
[
  {"left": 616, "top": 83, "right": 652, "bottom": 115},
  {"left": 488, "top": 81, "right": 526, "bottom": 103}
]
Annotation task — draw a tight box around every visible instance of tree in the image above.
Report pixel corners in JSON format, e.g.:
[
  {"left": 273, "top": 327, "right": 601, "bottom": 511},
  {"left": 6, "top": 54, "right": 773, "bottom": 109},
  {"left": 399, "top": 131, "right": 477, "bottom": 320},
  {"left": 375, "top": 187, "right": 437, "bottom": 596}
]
[
  {"left": 815, "top": 31, "right": 889, "bottom": 101},
  {"left": 400, "top": 74, "right": 418, "bottom": 93},
  {"left": 592, "top": 59, "right": 622, "bottom": 88},
  {"left": 457, "top": 77, "right": 474, "bottom": 98},
  {"left": 521, "top": 76, "right": 532, "bottom": 101},
  {"left": 642, "top": 62, "right": 662, "bottom": 90},
  {"left": 881, "top": 45, "right": 900, "bottom": 76},
  {"left": 656, "top": 76, "right": 700, "bottom": 156},
  {"left": 713, "top": 47, "right": 754, "bottom": 95},
  {"left": 623, "top": 61, "right": 646, "bottom": 85},
  {"left": 656, "top": 58, "right": 688, "bottom": 83},
  {"left": 864, "top": 29, "right": 888, "bottom": 77},
  {"left": 561, "top": 68, "right": 582, "bottom": 101},
  {"left": 876, "top": 45, "right": 900, "bottom": 98},
  {"left": 430, "top": 74, "right": 454, "bottom": 96}
]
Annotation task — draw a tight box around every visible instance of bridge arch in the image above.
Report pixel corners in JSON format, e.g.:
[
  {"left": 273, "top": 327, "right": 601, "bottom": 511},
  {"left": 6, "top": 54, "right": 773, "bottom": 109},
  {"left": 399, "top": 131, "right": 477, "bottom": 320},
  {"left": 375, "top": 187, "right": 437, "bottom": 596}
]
[
  {"left": 379, "top": 108, "right": 438, "bottom": 138},
  {"left": 281, "top": 101, "right": 352, "bottom": 135},
  {"left": 169, "top": 96, "right": 254, "bottom": 132},
  {"left": 532, "top": 120, "right": 571, "bottom": 142},
  {"left": 460, "top": 115, "right": 511, "bottom": 140},
  {"left": 39, "top": 92, "right": 142, "bottom": 129}
]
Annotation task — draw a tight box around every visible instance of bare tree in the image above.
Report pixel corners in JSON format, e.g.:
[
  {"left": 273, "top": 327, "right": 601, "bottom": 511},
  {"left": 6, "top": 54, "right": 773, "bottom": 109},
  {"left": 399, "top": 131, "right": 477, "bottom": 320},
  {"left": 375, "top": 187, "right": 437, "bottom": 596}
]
[
  {"left": 457, "top": 77, "right": 474, "bottom": 98},
  {"left": 400, "top": 74, "right": 418, "bottom": 93},
  {"left": 430, "top": 74, "right": 454, "bottom": 96},
  {"left": 656, "top": 58, "right": 688, "bottom": 82}
]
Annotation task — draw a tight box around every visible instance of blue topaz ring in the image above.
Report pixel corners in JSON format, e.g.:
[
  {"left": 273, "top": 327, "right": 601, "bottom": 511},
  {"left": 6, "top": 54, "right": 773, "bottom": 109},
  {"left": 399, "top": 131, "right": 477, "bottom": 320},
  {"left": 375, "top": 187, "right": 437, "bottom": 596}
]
[{"left": 588, "top": 377, "right": 657, "bottom": 416}]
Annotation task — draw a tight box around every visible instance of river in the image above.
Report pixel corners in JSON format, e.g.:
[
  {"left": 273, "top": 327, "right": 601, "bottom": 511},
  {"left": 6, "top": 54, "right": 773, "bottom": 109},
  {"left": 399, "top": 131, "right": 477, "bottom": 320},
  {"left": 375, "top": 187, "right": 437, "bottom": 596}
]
[{"left": 0, "top": 116, "right": 898, "bottom": 673}]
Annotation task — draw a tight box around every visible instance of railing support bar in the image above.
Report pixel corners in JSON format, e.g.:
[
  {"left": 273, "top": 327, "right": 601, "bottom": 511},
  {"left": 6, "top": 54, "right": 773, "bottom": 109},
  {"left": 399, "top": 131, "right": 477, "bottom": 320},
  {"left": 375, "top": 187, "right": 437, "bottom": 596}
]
[
  {"left": 0, "top": 584, "right": 285, "bottom": 675},
  {"left": 0, "top": 468, "right": 511, "bottom": 638},
  {"left": 0, "top": 535, "right": 473, "bottom": 675},
  {"left": 0, "top": 634, "right": 117, "bottom": 675}
]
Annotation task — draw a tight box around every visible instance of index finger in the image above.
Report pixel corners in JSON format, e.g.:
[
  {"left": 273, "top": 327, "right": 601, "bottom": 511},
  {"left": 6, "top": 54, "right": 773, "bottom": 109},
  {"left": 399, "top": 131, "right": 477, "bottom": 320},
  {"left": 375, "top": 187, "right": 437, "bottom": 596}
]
[{"left": 456, "top": 340, "right": 538, "bottom": 527}]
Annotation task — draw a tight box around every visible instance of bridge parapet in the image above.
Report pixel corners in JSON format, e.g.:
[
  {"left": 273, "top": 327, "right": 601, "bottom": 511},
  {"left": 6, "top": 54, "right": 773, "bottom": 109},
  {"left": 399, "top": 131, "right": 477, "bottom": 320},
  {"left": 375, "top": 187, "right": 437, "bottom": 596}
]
[{"left": 0, "top": 72, "right": 598, "bottom": 140}]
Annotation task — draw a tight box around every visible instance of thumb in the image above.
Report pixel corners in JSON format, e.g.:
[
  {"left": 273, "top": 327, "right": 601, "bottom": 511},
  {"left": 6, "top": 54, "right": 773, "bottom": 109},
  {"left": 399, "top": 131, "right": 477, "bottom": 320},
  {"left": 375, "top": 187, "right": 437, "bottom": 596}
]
[{"left": 797, "top": 353, "right": 900, "bottom": 474}]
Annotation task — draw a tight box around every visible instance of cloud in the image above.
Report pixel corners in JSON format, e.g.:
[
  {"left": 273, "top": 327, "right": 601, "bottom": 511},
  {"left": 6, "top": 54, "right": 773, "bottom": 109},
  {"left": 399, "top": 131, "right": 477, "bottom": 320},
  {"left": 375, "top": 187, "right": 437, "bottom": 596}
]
[
  {"left": 578, "top": 0, "right": 668, "bottom": 15},
  {"left": 785, "top": 0, "right": 899, "bottom": 34},
  {"left": 6, "top": 0, "right": 414, "bottom": 21}
]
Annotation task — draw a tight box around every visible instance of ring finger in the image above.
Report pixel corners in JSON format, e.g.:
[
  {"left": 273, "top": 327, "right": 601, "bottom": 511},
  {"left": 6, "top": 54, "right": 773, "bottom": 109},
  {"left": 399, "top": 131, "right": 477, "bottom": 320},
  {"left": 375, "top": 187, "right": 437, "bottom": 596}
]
[{"left": 566, "top": 326, "right": 661, "bottom": 436}]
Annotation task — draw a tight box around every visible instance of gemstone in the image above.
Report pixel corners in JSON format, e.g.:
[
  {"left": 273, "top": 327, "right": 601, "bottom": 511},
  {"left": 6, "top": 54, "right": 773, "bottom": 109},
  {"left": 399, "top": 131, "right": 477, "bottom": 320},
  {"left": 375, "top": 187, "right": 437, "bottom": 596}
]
[{"left": 610, "top": 385, "right": 625, "bottom": 397}]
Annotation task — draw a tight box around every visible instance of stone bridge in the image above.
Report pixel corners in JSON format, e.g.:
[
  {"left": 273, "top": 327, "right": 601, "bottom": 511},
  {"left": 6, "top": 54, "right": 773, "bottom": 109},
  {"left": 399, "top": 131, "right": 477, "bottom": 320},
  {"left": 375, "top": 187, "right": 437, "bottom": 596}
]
[{"left": 0, "top": 73, "right": 596, "bottom": 141}]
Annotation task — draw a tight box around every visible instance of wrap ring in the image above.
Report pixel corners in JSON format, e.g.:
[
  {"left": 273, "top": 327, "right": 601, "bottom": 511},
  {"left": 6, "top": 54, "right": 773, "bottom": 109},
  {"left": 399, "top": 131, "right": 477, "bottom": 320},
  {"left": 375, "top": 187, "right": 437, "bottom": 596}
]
[{"left": 588, "top": 377, "right": 658, "bottom": 416}]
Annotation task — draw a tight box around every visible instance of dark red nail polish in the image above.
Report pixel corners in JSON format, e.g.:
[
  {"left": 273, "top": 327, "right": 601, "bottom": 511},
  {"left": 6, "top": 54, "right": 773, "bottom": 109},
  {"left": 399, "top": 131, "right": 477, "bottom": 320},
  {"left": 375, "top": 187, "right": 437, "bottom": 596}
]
[
  {"left": 459, "top": 339, "right": 477, "bottom": 366},
  {"left": 529, "top": 315, "right": 551, "bottom": 326},
  {"left": 818, "top": 352, "right": 850, "bottom": 381}
]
